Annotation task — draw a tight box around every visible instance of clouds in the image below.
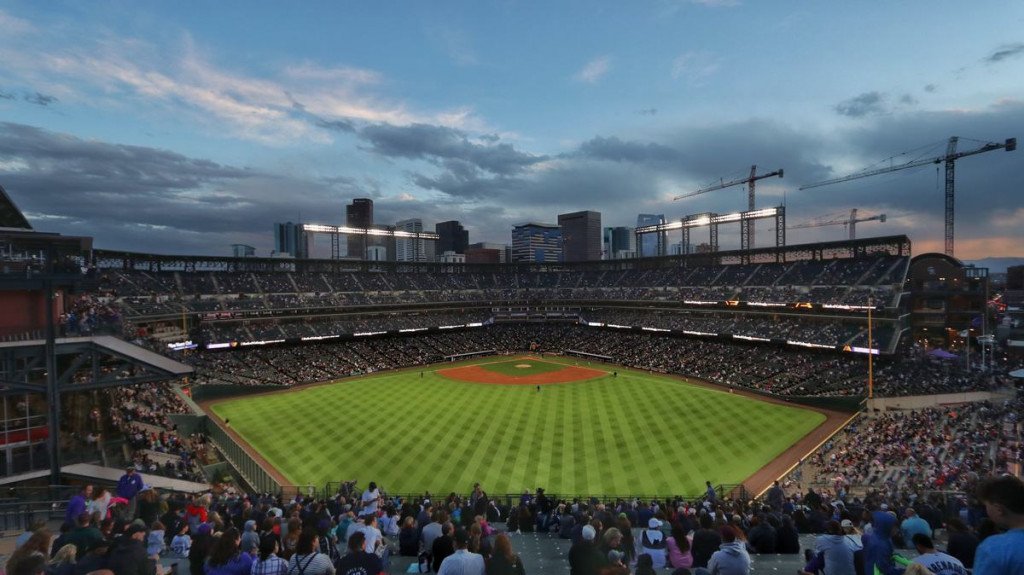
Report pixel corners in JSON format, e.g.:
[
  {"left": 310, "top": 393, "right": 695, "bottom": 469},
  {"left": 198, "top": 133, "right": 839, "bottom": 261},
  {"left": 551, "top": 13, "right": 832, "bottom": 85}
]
[
  {"left": 575, "top": 57, "right": 611, "bottom": 84},
  {"left": 834, "top": 92, "right": 886, "bottom": 118},
  {"left": 671, "top": 51, "right": 720, "bottom": 83},
  {"left": 984, "top": 42, "right": 1024, "bottom": 63}
]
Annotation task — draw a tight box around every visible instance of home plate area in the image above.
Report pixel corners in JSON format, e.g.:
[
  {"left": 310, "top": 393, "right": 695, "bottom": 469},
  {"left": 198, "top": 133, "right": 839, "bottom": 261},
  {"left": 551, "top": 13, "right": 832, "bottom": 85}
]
[{"left": 437, "top": 357, "right": 606, "bottom": 385}]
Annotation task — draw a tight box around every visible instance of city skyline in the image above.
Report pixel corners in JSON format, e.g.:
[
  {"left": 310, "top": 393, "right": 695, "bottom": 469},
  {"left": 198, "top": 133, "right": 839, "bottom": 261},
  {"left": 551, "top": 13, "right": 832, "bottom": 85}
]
[{"left": 0, "top": 2, "right": 1022, "bottom": 259}]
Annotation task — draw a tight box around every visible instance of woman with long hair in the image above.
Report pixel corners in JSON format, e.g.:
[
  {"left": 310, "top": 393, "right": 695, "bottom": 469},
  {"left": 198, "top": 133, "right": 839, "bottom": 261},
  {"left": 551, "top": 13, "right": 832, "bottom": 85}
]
[
  {"left": 398, "top": 515, "right": 419, "bottom": 556},
  {"left": 286, "top": 530, "right": 335, "bottom": 575},
  {"left": 87, "top": 487, "right": 112, "bottom": 521},
  {"left": 251, "top": 535, "right": 288, "bottom": 575},
  {"left": 485, "top": 533, "right": 525, "bottom": 575},
  {"left": 666, "top": 522, "right": 693, "bottom": 570},
  {"left": 615, "top": 514, "right": 636, "bottom": 564},
  {"left": 281, "top": 518, "right": 302, "bottom": 560},
  {"left": 48, "top": 543, "right": 77, "bottom": 575},
  {"left": 5, "top": 529, "right": 52, "bottom": 574},
  {"left": 204, "top": 526, "right": 254, "bottom": 575}
]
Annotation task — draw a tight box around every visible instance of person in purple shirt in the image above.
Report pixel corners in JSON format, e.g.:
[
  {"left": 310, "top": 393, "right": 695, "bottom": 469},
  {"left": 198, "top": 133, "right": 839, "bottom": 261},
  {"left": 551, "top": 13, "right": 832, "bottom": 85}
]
[
  {"left": 65, "top": 484, "right": 92, "bottom": 527},
  {"left": 117, "top": 467, "right": 144, "bottom": 516}
]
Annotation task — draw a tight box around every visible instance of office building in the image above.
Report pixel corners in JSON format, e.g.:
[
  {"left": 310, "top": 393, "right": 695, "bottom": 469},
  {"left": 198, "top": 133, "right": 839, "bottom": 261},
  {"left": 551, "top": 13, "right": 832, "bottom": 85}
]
[
  {"left": 603, "top": 226, "right": 634, "bottom": 260},
  {"left": 467, "top": 242, "right": 511, "bottom": 264},
  {"left": 395, "top": 218, "right": 430, "bottom": 262},
  {"left": 435, "top": 220, "right": 469, "bottom": 257},
  {"left": 557, "top": 211, "right": 601, "bottom": 262},
  {"left": 273, "top": 222, "right": 308, "bottom": 258},
  {"left": 512, "top": 223, "right": 562, "bottom": 263},
  {"left": 345, "top": 198, "right": 374, "bottom": 258},
  {"left": 231, "top": 244, "right": 256, "bottom": 258}
]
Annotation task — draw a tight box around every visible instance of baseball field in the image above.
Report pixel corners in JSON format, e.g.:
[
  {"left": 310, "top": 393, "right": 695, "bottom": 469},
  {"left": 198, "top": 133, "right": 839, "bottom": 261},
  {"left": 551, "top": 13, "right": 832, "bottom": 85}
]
[{"left": 209, "top": 356, "right": 828, "bottom": 497}]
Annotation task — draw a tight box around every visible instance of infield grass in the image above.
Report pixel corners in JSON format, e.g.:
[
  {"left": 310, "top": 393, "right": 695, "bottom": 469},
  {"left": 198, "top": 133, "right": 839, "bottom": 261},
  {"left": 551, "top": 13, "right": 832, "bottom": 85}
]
[{"left": 210, "top": 357, "right": 825, "bottom": 496}]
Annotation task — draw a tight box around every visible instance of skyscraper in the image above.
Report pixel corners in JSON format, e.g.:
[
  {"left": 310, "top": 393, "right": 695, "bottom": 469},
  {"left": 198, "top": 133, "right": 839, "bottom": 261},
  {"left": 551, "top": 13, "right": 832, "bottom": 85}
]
[
  {"left": 395, "top": 218, "right": 429, "bottom": 262},
  {"left": 636, "top": 214, "right": 666, "bottom": 258},
  {"left": 603, "top": 226, "right": 635, "bottom": 259},
  {"left": 512, "top": 223, "right": 562, "bottom": 263},
  {"left": 435, "top": 220, "right": 469, "bottom": 257},
  {"left": 345, "top": 198, "right": 374, "bottom": 258},
  {"left": 557, "top": 210, "right": 602, "bottom": 262},
  {"left": 273, "top": 222, "right": 308, "bottom": 258}
]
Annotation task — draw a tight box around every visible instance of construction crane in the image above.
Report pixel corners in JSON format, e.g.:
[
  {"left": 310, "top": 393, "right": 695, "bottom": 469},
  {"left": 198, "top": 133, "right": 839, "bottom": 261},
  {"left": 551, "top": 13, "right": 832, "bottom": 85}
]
[
  {"left": 673, "top": 165, "right": 783, "bottom": 248},
  {"left": 790, "top": 208, "right": 887, "bottom": 240},
  {"left": 799, "top": 136, "right": 1016, "bottom": 257}
]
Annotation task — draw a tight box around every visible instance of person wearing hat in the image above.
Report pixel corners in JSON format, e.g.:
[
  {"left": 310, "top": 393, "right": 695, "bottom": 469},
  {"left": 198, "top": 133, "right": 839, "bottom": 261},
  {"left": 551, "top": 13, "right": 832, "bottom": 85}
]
[
  {"left": 568, "top": 524, "right": 603, "bottom": 575},
  {"left": 437, "top": 528, "right": 484, "bottom": 575},
  {"left": 108, "top": 523, "right": 158, "bottom": 575},
  {"left": 117, "top": 467, "right": 145, "bottom": 519},
  {"left": 240, "top": 519, "right": 260, "bottom": 555},
  {"left": 603, "top": 549, "right": 629, "bottom": 575},
  {"left": 639, "top": 518, "right": 667, "bottom": 569}
]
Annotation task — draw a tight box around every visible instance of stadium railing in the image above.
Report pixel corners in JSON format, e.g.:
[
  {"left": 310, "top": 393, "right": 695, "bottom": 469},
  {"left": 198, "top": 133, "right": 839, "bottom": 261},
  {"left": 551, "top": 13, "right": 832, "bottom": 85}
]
[{"left": 206, "top": 423, "right": 281, "bottom": 495}]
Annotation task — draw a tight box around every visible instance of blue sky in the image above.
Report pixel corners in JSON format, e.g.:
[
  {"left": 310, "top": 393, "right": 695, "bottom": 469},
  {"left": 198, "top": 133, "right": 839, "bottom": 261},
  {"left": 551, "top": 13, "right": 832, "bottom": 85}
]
[{"left": 1, "top": 0, "right": 1022, "bottom": 258}]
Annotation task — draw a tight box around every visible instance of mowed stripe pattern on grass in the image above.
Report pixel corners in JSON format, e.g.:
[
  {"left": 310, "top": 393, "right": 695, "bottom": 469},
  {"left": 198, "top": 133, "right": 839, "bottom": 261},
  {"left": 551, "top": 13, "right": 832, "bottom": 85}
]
[{"left": 210, "top": 361, "right": 824, "bottom": 496}]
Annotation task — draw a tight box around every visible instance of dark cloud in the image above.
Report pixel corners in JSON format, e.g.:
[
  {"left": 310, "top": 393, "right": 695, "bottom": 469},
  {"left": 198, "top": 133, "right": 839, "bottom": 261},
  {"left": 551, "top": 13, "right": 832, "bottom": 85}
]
[
  {"left": 359, "top": 123, "right": 546, "bottom": 176},
  {"left": 637, "top": 108, "right": 658, "bottom": 116},
  {"left": 899, "top": 94, "right": 918, "bottom": 106},
  {"left": 834, "top": 91, "right": 886, "bottom": 118},
  {"left": 0, "top": 90, "right": 15, "bottom": 100},
  {"left": 286, "top": 92, "right": 356, "bottom": 133},
  {"left": 923, "top": 84, "right": 938, "bottom": 93},
  {"left": 576, "top": 136, "right": 680, "bottom": 164},
  {"left": 23, "top": 92, "right": 57, "bottom": 106},
  {"left": 984, "top": 42, "right": 1024, "bottom": 63}
]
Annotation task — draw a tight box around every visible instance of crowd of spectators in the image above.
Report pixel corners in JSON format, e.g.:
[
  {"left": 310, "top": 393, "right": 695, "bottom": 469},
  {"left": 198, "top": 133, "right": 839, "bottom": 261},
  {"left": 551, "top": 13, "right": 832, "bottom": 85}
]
[
  {"left": 106, "top": 384, "right": 208, "bottom": 483},
  {"left": 180, "top": 324, "right": 1012, "bottom": 399},
  {"left": 795, "top": 390, "right": 1023, "bottom": 496},
  {"left": 95, "top": 254, "right": 909, "bottom": 320}
]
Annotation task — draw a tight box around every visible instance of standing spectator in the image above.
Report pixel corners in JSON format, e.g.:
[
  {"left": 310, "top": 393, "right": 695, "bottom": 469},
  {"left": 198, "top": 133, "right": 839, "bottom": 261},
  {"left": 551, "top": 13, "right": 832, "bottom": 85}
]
[
  {"left": 360, "top": 482, "right": 381, "bottom": 518},
  {"left": 766, "top": 481, "right": 786, "bottom": 513},
  {"left": 170, "top": 524, "right": 192, "bottom": 557},
  {"left": 240, "top": 520, "right": 260, "bottom": 555},
  {"left": 707, "top": 526, "right": 751, "bottom": 575},
  {"left": 705, "top": 481, "right": 716, "bottom": 504},
  {"left": 87, "top": 487, "right": 113, "bottom": 521},
  {"left": 117, "top": 467, "right": 145, "bottom": 518},
  {"left": 65, "top": 485, "right": 92, "bottom": 527},
  {"left": 335, "top": 532, "right": 384, "bottom": 575},
  {"left": 974, "top": 475, "right": 1024, "bottom": 575},
  {"left": 438, "top": 528, "right": 484, "bottom": 575}
]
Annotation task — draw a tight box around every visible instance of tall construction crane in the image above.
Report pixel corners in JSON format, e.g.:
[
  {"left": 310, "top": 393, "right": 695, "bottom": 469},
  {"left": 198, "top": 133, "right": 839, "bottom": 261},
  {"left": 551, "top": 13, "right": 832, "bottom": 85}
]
[
  {"left": 673, "top": 165, "right": 783, "bottom": 248},
  {"left": 799, "top": 136, "right": 1016, "bottom": 257},
  {"left": 790, "top": 208, "right": 886, "bottom": 240}
]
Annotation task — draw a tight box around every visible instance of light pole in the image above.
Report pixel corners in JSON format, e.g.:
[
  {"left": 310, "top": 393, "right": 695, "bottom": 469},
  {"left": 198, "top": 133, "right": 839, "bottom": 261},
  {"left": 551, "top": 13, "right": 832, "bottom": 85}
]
[{"left": 867, "top": 295, "right": 874, "bottom": 399}]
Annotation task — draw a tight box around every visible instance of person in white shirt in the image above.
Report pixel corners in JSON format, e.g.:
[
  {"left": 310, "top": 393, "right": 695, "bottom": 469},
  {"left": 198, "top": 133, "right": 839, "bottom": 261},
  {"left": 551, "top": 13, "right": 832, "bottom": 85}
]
[
  {"left": 360, "top": 482, "right": 381, "bottom": 517},
  {"left": 911, "top": 534, "right": 968, "bottom": 575},
  {"left": 438, "top": 528, "right": 485, "bottom": 575},
  {"left": 361, "top": 515, "right": 384, "bottom": 554}
]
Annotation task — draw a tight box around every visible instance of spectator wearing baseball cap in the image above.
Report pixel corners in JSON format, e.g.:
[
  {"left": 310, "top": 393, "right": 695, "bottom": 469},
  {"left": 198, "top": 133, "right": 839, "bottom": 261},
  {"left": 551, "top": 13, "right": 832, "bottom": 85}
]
[{"left": 639, "top": 518, "right": 667, "bottom": 569}]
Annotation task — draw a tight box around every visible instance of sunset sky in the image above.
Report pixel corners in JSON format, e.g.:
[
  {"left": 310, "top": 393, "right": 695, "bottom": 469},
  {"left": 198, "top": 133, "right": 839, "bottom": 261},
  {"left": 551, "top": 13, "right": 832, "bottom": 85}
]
[{"left": 1, "top": 1, "right": 1022, "bottom": 259}]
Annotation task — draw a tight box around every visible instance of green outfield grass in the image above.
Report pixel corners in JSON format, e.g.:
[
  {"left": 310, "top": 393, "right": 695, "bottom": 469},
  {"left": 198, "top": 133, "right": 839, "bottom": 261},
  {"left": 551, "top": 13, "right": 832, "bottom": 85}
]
[{"left": 211, "top": 357, "right": 825, "bottom": 496}]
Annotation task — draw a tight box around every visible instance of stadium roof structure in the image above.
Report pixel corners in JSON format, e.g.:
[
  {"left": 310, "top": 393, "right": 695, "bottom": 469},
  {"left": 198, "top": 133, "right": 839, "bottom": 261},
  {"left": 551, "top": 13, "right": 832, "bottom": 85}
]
[{"left": 0, "top": 184, "right": 32, "bottom": 230}]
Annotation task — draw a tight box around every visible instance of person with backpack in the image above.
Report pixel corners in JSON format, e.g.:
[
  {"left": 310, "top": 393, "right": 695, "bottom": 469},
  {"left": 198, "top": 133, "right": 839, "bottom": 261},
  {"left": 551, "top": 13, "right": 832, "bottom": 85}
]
[{"left": 286, "top": 530, "right": 334, "bottom": 575}]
